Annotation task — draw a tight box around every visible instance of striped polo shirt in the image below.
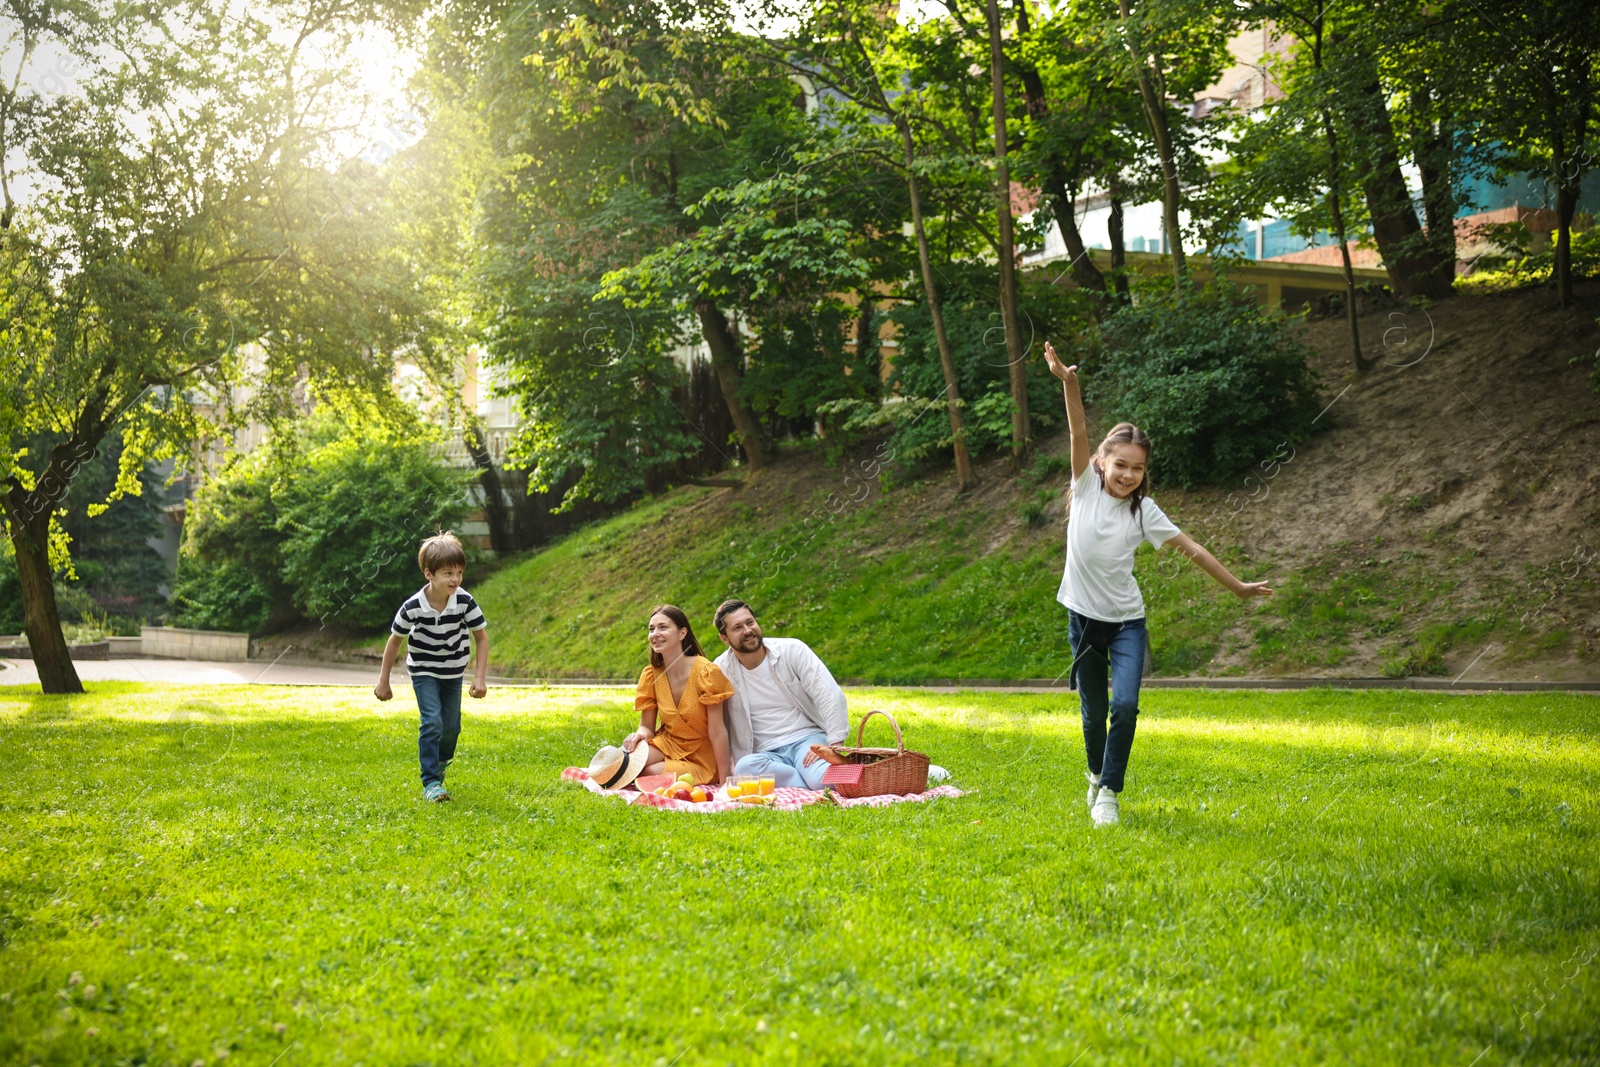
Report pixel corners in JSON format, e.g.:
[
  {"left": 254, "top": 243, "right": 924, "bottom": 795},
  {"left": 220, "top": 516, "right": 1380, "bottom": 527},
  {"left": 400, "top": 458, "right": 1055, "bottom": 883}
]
[{"left": 391, "top": 586, "right": 487, "bottom": 679}]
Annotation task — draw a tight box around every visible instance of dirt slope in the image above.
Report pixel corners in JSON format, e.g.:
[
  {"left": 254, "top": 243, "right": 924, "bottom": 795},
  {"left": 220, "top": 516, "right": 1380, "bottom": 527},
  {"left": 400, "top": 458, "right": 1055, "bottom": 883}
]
[{"left": 1158, "top": 280, "right": 1600, "bottom": 679}]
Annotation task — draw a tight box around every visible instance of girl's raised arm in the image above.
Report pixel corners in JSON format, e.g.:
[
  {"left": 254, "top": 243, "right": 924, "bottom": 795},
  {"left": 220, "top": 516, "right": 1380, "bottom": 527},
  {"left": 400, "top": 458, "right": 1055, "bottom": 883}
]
[{"left": 1044, "top": 342, "right": 1090, "bottom": 480}]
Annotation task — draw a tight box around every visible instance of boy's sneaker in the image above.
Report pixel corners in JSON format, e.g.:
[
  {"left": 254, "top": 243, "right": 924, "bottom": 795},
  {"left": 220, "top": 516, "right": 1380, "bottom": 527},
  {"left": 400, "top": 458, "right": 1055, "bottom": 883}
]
[
  {"left": 1091, "top": 787, "right": 1120, "bottom": 827},
  {"left": 424, "top": 782, "right": 451, "bottom": 803},
  {"left": 1085, "top": 771, "right": 1102, "bottom": 811}
]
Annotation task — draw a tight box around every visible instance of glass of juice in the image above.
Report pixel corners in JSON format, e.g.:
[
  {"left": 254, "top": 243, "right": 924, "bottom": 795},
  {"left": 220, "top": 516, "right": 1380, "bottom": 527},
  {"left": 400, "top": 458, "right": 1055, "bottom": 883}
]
[
  {"left": 726, "top": 778, "right": 745, "bottom": 798},
  {"left": 758, "top": 777, "right": 776, "bottom": 796}
]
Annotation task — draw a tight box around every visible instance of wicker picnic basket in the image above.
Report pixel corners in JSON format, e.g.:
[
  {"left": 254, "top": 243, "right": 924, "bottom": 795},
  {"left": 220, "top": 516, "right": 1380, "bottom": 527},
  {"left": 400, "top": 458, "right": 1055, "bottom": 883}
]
[{"left": 828, "top": 710, "right": 930, "bottom": 798}]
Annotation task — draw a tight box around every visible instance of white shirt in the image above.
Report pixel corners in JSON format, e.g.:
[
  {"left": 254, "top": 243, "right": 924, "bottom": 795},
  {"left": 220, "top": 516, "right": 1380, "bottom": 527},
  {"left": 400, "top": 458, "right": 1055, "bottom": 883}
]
[
  {"left": 734, "top": 655, "right": 819, "bottom": 752},
  {"left": 713, "top": 638, "right": 848, "bottom": 764},
  {"left": 1057, "top": 462, "right": 1181, "bottom": 623}
]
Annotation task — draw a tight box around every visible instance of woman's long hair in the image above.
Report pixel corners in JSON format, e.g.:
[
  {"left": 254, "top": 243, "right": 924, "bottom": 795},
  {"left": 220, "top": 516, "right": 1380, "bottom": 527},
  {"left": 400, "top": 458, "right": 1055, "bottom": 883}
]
[{"left": 648, "top": 604, "right": 704, "bottom": 670}]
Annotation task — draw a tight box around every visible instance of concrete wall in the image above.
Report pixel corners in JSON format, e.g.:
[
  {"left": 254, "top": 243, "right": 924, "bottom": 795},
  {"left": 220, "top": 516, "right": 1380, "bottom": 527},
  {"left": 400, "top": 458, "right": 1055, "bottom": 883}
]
[{"left": 140, "top": 626, "right": 249, "bottom": 662}]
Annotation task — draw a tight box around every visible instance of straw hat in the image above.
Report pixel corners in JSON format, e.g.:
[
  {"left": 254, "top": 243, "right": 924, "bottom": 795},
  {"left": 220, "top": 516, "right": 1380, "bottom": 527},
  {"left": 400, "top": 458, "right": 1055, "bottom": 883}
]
[{"left": 586, "top": 741, "right": 650, "bottom": 790}]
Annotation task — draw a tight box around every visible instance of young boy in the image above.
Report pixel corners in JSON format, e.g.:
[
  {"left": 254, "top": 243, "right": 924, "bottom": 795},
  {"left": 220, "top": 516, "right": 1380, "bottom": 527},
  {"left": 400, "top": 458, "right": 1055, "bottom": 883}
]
[{"left": 375, "top": 532, "right": 489, "bottom": 802}]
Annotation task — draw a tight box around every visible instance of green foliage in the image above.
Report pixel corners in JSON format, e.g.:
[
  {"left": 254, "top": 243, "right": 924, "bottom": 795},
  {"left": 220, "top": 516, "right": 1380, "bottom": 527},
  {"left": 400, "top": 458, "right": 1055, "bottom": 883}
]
[
  {"left": 1093, "top": 280, "right": 1325, "bottom": 488},
  {"left": 742, "top": 300, "right": 881, "bottom": 425},
  {"left": 51, "top": 430, "right": 173, "bottom": 621},
  {"left": 277, "top": 433, "right": 473, "bottom": 627},
  {"left": 173, "top": 419, "right": 472, "bottom": 633},
  {"left": 0, "top": 564, "right": 20, "bottom": 634},
  {"left": 3, "top": 683, "right": 1597, "bottom": 1062},
  {"left": 1458, "top": 226, "right": 1600, "bottom": 296},
  {"left": 877, "top": 264, "right": 1088, "bottom": 465},
  {"left": 0, "top": 1, "right": 463, "bottom": 683},
  {"left": 0, "top": 427, "right": 171, "bottom": 631}
]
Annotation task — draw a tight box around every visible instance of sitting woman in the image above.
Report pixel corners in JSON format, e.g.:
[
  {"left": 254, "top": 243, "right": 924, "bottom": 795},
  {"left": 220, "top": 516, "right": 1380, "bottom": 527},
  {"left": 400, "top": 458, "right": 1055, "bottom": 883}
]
[{"left": 622, "top": 605, "right": 733, "bottom": 785}]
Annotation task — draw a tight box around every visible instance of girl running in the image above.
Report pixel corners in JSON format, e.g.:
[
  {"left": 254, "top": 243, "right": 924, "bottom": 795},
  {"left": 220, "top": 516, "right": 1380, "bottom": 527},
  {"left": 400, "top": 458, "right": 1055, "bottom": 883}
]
[{"left": 1043, "top": 342, "right": 1273, "bottom": 826}]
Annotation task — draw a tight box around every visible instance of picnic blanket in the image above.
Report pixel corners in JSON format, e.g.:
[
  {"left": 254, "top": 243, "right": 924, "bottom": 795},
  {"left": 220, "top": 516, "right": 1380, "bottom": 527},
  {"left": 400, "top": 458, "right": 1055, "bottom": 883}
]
[{"left": 560, "top": 767, "right": 964, "bottom": 811}]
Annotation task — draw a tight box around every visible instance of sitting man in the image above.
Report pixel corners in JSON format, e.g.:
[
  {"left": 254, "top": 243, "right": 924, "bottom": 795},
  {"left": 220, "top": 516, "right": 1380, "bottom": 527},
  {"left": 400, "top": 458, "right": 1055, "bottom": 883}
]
[{"left": 712, "top": 598, "right": 850, "bottom": 790}]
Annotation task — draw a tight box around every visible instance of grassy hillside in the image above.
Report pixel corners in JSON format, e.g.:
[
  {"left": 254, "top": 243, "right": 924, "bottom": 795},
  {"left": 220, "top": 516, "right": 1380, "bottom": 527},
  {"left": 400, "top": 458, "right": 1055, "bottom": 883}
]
[
  {"left": 467, "top": 452, "right": 1258, "bottom": 682},
  {"left": 280, "top": 284, "right": 1600, "bottom": 682}
]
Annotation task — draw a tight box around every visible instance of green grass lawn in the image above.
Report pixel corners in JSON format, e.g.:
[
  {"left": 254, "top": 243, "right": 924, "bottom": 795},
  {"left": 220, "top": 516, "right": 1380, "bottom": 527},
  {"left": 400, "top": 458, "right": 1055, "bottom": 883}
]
[{"left": 2, "top": 683, "right": 1597, "bottom": 1065}]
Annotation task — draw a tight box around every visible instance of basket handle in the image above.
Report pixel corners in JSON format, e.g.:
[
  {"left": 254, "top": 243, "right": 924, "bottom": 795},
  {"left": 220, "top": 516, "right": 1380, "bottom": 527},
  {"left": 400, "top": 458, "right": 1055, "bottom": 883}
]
[{"left": 854, "top": 709, "right": 905, "bottom": 752}]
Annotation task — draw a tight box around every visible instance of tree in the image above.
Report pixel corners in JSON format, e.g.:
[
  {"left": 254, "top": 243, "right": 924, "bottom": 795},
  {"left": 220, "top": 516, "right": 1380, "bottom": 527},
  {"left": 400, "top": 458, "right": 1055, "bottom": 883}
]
[
  {"left": 1222, "top": 3, "right": 1373, "bottom": 371},
  {"left": 1338, "top": 41, "right": 1454, "bottom": 301},
  {"left": 463, "top": 2, "right": 812, "bottom": 479},
  {"left": 983, "top": 0, "right": 1030, "bottom": 465},
  {"left": 774, "top": 0, "right": 984, "bottom": 490},
  {"left": 1453, "top": 0, "right": 1600, "bottom": 309},
  {"left": 1087, "top": 0, "right": 1235, "bottom": 294},
  {"left": 0, "top": 0, "right": 448, "bottom": 693},
  {"left": 1010, "top": 0, "right": 1147, "bottom": 313}
]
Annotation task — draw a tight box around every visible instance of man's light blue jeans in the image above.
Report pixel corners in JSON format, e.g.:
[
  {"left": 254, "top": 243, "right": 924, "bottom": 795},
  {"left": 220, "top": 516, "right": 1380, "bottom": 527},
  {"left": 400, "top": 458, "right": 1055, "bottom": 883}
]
[{"left": 733, "top": 731, "right": 830, "bottom": 790}]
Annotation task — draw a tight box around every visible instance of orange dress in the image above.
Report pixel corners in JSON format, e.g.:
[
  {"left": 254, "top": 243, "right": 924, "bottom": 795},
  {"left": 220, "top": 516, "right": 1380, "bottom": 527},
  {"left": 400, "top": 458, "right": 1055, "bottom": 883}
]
[{"left": 635, "top": 656, "right": 733, "bottom": 784}]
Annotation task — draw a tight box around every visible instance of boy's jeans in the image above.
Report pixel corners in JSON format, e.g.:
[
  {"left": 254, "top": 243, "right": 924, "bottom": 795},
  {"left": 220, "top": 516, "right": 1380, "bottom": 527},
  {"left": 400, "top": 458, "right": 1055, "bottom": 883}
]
[
  {"left": 413, "top": 674, "right": 462, "bottom": 787},
  {"left": 1068, "top": 610, "right": 1147, "bottom": 794},
  {"left": 733, "top": 731, "right": 830, "bottom": 790}
]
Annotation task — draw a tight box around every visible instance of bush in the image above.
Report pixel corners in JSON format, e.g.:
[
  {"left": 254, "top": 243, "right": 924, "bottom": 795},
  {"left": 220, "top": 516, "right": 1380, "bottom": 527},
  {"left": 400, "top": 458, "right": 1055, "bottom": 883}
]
[
  {"left": 1, "top": 428, "right": 173, "bottom": 633},
  {"left": 171, "top": 557, "right": 278, "bottom": 634},
  {"left": 172, "top": 418, "right": 473, "bottom": 633},
  {"left": 1457, "top": 224, "right": 1600, "bottom": 296},
  {"left": 1093, "top": 280, "right": 1324, "bottom": 488},
  {"left": 276, "top": 433, "right": 473, "bottom": 627},
  {"left": 0, "top": 558, "right": 21, "bottom": 634}
]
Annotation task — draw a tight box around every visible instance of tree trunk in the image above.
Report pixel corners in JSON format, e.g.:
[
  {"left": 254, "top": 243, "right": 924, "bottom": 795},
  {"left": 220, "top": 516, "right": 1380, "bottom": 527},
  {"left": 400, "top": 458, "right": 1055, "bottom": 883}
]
[
  {"left": 1319, "top": 102, "right": 1371, "bottom": 374},
  {"left": 1410, "top": 88, "right": 1458, "bottom": 297},
  {"left": 2, "top": 429, "right": 106, "bottom": 694},
  {"left": 897, "top": 119, "right": 975, "bottom": 492},
  {"left": 6, "top": 509, "right": 83, "bottom": 694},
  {"left": 1043, "top": 172, "right": 1111, "bottom": 312},
  {"left": 855, "top": 293, "right": 880, "bottom": 385},
  {"left": 987, "top": 0, "right": 1030, "bottom": 469},
  {"left": 1108, "top": 186, "right": 1131, "bottom": 304},
  {"left": 693, "top": 301, "right": 769, "bottom": 471},
  {"left": 1343, "top": 52, "right": 1451, "bottom": 301},
  {"left": 1012, "top": 13, "right": 1109, "bottom": 309},
  {"left": 1118, "top": 0, "right": 1186, "bottom": 291},
  {"left": 1142, "top": 64, "right": 1187, "bottom": 291},
  {"left": 462, "top": 418, "right": 514, "bottom": 553},
  {"left": 1308, "top": 21, "right": 1370, "bottom": 374},
  {"left": 1546, "top": 60, "right": 1593, "bottom": 311},
  {"left": 1556, "top": 178, "right": 1578, "bottom": 309}
]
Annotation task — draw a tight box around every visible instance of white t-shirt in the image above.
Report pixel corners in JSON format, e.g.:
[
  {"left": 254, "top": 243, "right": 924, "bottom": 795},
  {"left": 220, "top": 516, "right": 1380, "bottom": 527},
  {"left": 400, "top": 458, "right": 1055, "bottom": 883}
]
[
  {"left": 734, "top": 656, "right": 818, "bottom": 752},
  {"left": 1057, "top": 461, "right": 1182, "bottom": 622}
]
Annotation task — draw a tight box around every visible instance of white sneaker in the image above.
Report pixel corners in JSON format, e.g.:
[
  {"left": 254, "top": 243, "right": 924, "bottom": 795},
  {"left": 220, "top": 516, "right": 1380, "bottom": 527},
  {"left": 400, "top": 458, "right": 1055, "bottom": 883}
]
[
  {"left": 1091, "top": 787, "right": 1120, "bottom": 827},
  {"left": 1085, "top": 771, "right": 1101, "bottom": 811}
]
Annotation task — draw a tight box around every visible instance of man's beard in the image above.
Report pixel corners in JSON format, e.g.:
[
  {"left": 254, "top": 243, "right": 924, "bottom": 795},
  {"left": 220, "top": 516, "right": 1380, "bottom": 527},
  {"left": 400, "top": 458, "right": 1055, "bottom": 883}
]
[{"left": 739, "top": 634, "right": 764, "bottom": 652}]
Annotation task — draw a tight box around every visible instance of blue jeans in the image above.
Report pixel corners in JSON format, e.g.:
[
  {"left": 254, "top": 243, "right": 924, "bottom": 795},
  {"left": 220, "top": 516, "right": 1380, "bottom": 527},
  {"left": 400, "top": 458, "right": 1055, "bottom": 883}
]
[
  {"left": 734, "top": 731, "right": 830, "bottom": 790},
  {"left": 1068, "top": 611, "right": 1147, "bottom": 794},
  {"left": 413, "top": 674, "right": 462, "bottom": 787}
]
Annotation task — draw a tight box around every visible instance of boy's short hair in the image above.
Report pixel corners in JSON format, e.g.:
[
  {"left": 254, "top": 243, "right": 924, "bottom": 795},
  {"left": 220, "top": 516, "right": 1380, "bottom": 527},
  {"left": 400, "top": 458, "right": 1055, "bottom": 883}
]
[{"left": 418, "top": 531, "right": 467, "bottom": 574}]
